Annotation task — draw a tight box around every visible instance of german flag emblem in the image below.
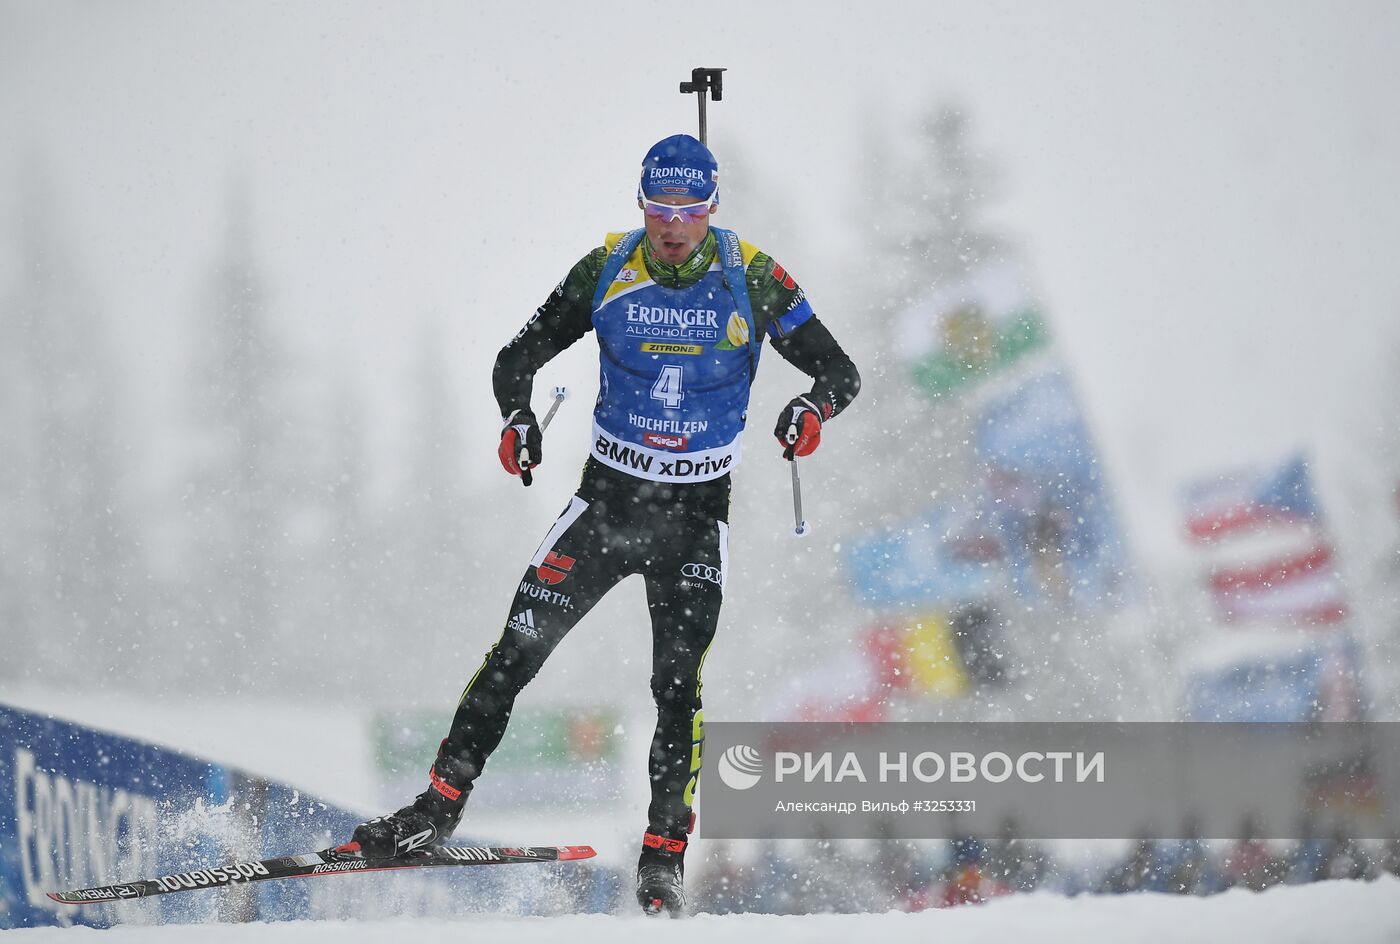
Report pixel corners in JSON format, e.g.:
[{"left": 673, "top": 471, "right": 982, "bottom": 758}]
[{"left": 536, "top": 550, "right": 576, "bottom": 586}]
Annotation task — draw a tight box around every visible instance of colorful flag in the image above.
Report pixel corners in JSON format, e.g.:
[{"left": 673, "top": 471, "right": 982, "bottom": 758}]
[
  {"left": 1183, "top": 629, "right": 1365, "bottom": 721},
  {"left": 845, "top": 507, "right": 1003, "bottom": 609},
  {"left": 894, "top": 261, "right": 1050, "bottom": 398},
  {"left": 1182, "top": 453, "right": 1318, "bottom": 544},
  {"left": 1180, "top": 454, "right": 1347, "bottom": 627},
  {"left": 1209, "top": 544, "right": 1347, "bottom": 625},
  {"left": 873, "top": 613, "right": 974, "bottom": 699}
]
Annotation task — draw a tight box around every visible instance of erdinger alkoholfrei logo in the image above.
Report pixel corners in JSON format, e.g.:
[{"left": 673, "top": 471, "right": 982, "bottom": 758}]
[{"left": 717, "top": 744, "right": 763, "bottom": 790}]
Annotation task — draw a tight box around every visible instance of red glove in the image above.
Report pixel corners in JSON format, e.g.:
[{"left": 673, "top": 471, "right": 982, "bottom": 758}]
[
  {"left": 773, "top": 396, "right": 830, "bottom": 460},
  {"left": 499, "top": 409, "right": 543, "bottom": 485}
]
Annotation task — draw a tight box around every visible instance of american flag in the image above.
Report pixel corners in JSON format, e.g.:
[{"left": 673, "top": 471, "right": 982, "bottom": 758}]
[
  {"left": 1182, "top": 453, "right": 1317, "bottom": 543},
  {"left": 1181, "top": 454, "right": 1347, "bottom": 626}
]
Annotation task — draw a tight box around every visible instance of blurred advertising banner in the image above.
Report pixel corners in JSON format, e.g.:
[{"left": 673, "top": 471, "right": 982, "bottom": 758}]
[
  {"left": 2, "top": 702, "right": 609, "bottom": 929},
  {"left": 0, "top": 703, "right": 358, "bottom": 930},
  {"left": 894, "top": 260, "right": 1050, "bottom": 398},
  {"left": 372, "top": 706, "right": 622, "bottom": 810},
  {"left": 1, "top": 705, "right": 212, "bottom": 929},
  {"left": 973, "top": 369, "right": 1133, "bottom": 614},
  {"left": 699, "top": 722, "right": 1400, "bottom": 840}
]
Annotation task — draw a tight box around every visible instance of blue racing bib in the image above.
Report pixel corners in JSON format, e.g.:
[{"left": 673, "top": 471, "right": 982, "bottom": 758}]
[{"left": 589, "top": 228, "right": 759, "bottom": 483}]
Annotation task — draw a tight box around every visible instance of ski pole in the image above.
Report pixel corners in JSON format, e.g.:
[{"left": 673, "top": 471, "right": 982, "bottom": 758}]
[
  {"left": 540, "top": 385, "right": 569, "bottom": 430},
  {"left": 679, "top": 67, "right": 726, "bottom": 145},
  {"left": 520, "top": 386, "right": 568, "bottom": 487},
  {"left": 786, "top": 430, "right": 809, "bottom": 538}
]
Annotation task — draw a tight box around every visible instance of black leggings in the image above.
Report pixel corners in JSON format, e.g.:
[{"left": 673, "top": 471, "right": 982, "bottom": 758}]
[{"left": 442, "top": 460, "right": 729, "bottom": 837}]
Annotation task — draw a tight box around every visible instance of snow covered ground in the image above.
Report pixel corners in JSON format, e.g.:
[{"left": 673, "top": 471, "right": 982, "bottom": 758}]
[
  {"left": 11, "top": 878, "right": 1400, "bottom": 943},
  {"left": 10, "top": 691, "right": 1400, "bottom": 942}
]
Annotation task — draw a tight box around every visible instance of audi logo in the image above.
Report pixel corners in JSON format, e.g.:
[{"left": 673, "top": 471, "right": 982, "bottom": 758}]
[{"left": 680, "top": 563, "right": 722, "bottom": 585}]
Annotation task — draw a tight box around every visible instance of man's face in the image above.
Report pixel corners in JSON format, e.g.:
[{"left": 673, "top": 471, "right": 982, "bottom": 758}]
[{"left": 641, "top": 194, "right": 716, "bottom": 265}]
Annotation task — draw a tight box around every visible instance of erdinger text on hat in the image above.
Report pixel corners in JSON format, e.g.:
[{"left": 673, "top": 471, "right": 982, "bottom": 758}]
[{"left": 639, "top": 133, "right": 719, "bottom": 203}]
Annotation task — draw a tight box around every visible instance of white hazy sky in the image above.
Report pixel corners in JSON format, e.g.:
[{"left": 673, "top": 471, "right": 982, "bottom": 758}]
[{"left": 3, "top": 1, "right": 1398, "bottom": 569}]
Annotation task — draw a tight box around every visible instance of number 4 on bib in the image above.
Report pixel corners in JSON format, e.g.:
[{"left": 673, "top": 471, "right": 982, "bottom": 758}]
[{"left": 650, "top": 364, "right": 685, "bottom": 408}]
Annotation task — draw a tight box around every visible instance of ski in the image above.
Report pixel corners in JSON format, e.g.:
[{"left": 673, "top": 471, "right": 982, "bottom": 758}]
[{"left": 47, "top": 843, "right": 597, "bottom": 905}]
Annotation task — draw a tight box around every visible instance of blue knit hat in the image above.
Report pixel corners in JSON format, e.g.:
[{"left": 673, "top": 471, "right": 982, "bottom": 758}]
[{"left": 639, "top": 134, "right": 719, "bottom": 202}]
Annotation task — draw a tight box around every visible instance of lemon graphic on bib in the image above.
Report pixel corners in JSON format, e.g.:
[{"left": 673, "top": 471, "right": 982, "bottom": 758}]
[{"left": 717, "top": 312, "right": 749, "bottom": 350}]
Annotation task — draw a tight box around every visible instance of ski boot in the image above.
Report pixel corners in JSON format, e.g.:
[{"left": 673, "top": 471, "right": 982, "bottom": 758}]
[
  {"left": 636, "top": 830, "right": 688, "bottom": 917},
  {"left": 344, "top": 754, "right": 470, "bottom": 859}
]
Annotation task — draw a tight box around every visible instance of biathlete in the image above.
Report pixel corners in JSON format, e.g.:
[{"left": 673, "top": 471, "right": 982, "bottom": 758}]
[{"left": 349, "top": 134, "right": 861, "bottom": 916}]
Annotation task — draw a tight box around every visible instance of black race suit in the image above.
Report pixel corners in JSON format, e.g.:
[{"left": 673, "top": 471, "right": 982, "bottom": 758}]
[{"left": 439, "top": 230, "right": 860, "bottom": 839}]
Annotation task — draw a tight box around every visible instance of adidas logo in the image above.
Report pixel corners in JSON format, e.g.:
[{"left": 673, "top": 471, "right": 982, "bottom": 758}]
[{"left": 508, "top": 609, "right": 540, "bottom": 639}]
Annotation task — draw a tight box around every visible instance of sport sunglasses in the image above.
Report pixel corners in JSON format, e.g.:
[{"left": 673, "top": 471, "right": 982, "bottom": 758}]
[{"left": 640, "top": 193, "right": 717, "bottom": 224}]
